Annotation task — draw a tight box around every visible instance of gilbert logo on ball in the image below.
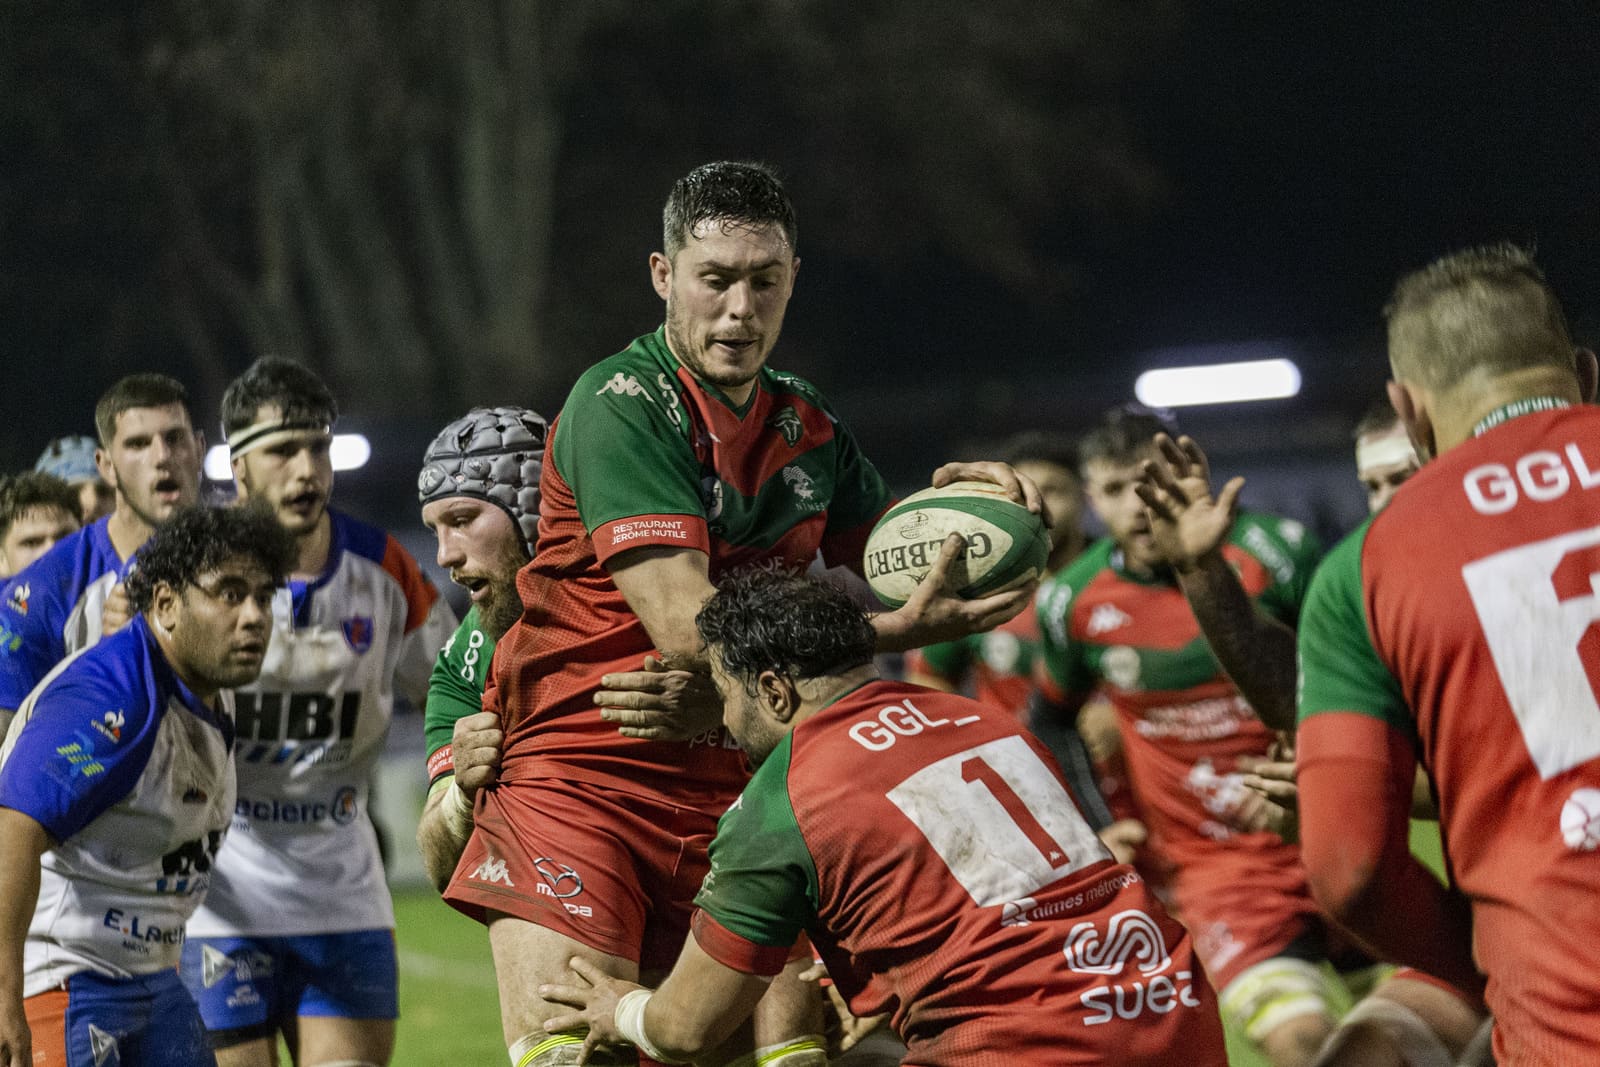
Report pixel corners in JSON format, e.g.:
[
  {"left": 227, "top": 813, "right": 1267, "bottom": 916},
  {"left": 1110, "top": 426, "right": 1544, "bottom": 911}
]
[{"left": 863, "top": 481, "right": 1050, "bottom": 609}]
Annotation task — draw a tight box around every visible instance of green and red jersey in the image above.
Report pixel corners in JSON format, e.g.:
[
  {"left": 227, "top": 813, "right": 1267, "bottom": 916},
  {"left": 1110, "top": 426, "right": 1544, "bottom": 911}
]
[
  {"left": 1298, "top": 402, "right": 1600, "bottom": 1064},
  {"left": 1034, "top": 513, "right": 1323, "bottom": 986},
  {"left": 904, "top": 608, "right": 1042, "bottom": 721},
  {"left": 692, "top": 679, "right": 1225, "bottom": 1066},
  {"left": 424, "top": 605, "right": 495, "bottom": 785},
  {"left": 484, "top": 328, "right": 893, "bottom": 809}
]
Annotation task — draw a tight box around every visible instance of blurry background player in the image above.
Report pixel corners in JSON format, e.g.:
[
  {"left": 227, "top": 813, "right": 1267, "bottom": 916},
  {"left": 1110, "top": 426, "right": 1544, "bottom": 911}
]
[
  {"left": 1134, "top": 429, "right": 1490, "bottom": 1067},
  {"left": 0, "top": 473, "right": 81, "bottom": 579},
  {"left": 1298, "top": 244, "right": 1600, "bottom": 1065},
  {"left": 181, "top": 358, "right": 457, "bottom": 1067},
  {"left": 540, "top": 569, "right": 1227, "bottom": 1067},
  {"left": 414, "top": 406, "right": 547, "bottom": 894},
  {"left": 34, "top": 435, "right": 115, "bottom": 524},
  {"left": 0, "top": 374, "right": 204, "bottom": 737},
  {"left": 444, "top": 161, "right": 1042, "bottom": 1067},
  {"left": 1353, "top": 401, "right": 1421, "bottom": 515},
  {"left": 0, "top": 506, "right": 290, "bottom": 1067},
  {"left": 1034, "top": 407, "right": 1343, "bottom": 1067}
]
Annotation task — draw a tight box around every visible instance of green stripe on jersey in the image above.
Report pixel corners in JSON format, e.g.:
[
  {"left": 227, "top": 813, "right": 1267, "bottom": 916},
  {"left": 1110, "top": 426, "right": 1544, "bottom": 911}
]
[{"left": 1296, "top": 518, "right": 1411, "bottom": 732}]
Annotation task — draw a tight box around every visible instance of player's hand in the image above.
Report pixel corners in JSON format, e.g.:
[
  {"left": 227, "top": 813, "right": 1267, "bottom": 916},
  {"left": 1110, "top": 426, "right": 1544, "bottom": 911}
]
[
  {"left": 596, "top": 656, "right": 722, "bottom": 741},
  {"left": 0, "top": 998, "right": 30, "bottom": 1067},
  {"left": 798, "top": 961, "right": 888, "bottom": 1054},
  {"left": 1098, "top": 818, "right": 1148, "bottom": 865},
  {"left": 450, "top": 711, "right": 503, "bottom": 800},
  {"left": 931, "top": 461, "right": 1047, "bottom": 521},
  {"left": 539, "top": 957, "right": 643, "bottom": 1063},
  {"left": 100, "top": 581, "right": 133, "bottom": 637},
  {"left": 1134, "top": 433, "right": 1244, "bottom": 574},
  {"left": 882, "top": 534, "right": 1036, "bottom": 648},
  {"left": 1236, "top": 750, "right": 1299, "bottom": 843}
]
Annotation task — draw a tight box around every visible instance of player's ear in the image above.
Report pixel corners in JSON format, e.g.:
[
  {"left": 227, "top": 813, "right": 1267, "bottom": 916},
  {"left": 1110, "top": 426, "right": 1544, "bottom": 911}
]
[
  {"left": 756, "top": 670, "right": 799, "bottom": 721},
  {"left": 151, "top": 581, "right": 181, "bottom": 637},
  {"left": 1386, "top": 379, "right": 1435, "bottom": 464},
  {"left": 1576, "top": 348, "right": 1598, "bottom": 403},
  {"left": 649, "top": 252, "right": 673, "bottom": 300}
]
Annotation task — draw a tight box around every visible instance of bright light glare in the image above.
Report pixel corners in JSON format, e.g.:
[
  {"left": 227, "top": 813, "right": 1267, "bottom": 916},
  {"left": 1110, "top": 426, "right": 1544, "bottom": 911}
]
[
  {"left": 1134, "top": 359, "right": 1302, "bottom": 408},
  {"left": 203, "top": 433, "right": 372, "bottom": 481}
]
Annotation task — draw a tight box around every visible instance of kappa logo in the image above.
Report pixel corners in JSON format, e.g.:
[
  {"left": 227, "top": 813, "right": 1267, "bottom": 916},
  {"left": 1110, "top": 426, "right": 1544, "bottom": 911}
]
[
  {"left": 6, "top": 581, "right": 28, "bottom": 616},
  {"left": 767, "top": 407, "right": 804, "bottom": 446},
  {"left": 341, "top": 615, "right": 374, "bottom": 654},
  {"left": 1062, "top": 909, "right": 1172, "bottom": 977},
  {"left": 1086, "top": 603, "right": 1132, "bottom": 636},
  {"left": 596, "top": 372, "right": 646, "bottom": 397},
  {"left": 782, "top": 465, "right": 816, "bottom": 502},
  {"left": 88, "top": 1023, "right": 120, "bottom": 1066},
  {"left": 471, "top": 855, "right": 515, "bottom": 886},
  {"left": 92, "top": 709, "right": 126, "bottom": 744}
]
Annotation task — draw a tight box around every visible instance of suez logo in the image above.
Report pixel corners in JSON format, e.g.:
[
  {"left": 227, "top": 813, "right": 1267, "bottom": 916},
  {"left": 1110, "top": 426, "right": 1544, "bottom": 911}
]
[
  {"left": 1462, "top": 440, "right": 1600, "bottom": 515},
  {"left": 848, "top": 697, "right": 982, "bottom": 752},
  {"left": 102, "top": 908, "right": 185, "bottom": 948},
  {"left": 236, "top": 786, "right": 359, "bottom": 826},
  {"left": 1057, "top": 909, "right": 1203, "bottom": 1026}
]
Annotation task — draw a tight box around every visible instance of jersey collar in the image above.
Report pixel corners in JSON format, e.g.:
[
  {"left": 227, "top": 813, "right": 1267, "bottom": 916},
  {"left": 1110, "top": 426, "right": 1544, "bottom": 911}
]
[{"left": 1472, "top": 395, "right": 1571, "bottom": 437}]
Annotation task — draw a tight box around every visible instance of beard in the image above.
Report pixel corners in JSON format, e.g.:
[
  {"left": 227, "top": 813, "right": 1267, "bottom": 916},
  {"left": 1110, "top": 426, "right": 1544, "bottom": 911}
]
[{"left": 478, "top": 574, "right": 526, "bottom": 638}]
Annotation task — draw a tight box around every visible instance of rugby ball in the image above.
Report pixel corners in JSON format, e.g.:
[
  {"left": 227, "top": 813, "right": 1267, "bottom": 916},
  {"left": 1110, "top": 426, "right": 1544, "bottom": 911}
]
[{"left": 863, "top": 482, "right": 1050, "bottom": 609}]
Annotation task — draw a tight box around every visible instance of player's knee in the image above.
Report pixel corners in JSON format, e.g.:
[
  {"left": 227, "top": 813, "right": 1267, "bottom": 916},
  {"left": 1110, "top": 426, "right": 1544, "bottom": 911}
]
[
  {"left": 719, "top": 1034, "right": 828, "bottom": 1067},
  {"left": 1219, "top": 956, "right": 1341, "bottom": 1065},
  {"left": 1311, "top": 997, "right": 1455, "bottom": 1067},
  {"left": 508, "top": 1033, "right": 635, "bottom": 1066}
]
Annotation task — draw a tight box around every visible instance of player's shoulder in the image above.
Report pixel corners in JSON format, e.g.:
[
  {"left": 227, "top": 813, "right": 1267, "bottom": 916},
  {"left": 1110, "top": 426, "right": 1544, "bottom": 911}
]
[
  {"left": 36, "top": 620, "right": 164, "bottom": 731},
  {"left": 2, "top": 519, "right": 115, "bottom": 610},
  {"left": 569, "top": 329, "right": 677, "bottom": 402},
  {"left": 326, "top": 509, "right": 440, "bottom": 614},
  {"left": 1041, "top": 539, "right": 1115, "bottom": 602},
  {"left": 1228, "top": 511, "right": 1320, "bottom": 579},
  {"left": 1306, "top": 515, "right": 1377, "bottom": 605},
  {"left": 761, "top": 366, "right": 836, "bottom": 412}
]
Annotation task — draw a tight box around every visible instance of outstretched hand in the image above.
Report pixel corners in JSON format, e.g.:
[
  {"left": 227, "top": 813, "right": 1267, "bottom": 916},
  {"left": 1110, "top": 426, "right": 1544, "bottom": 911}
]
[
  {"left": 539, "top": 957, "right": 644, "bottom": 1065},
  {"left": 1134, "top": 433, "right": 1244, "bottom": 573},
  {"left": 596, "top": 655, "right": 723, "bottom": 741}
]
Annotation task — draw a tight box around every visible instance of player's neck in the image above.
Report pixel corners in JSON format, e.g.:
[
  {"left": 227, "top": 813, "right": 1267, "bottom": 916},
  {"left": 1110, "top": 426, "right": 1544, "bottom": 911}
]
[
  {"left": 794, "top": 663, "right": 881, "bottom": 721},
  {"left": 290, "top": 512, "right": 334, "bottom": 581},
  {"left": 1432, "top": 369, "right": 1583, "bottom": 453},
  {"left": 106, "top": 504, "right": 152, "bottom": 562}
]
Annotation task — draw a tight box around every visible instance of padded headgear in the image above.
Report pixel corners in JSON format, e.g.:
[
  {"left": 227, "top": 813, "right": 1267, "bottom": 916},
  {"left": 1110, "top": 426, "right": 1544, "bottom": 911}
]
[{"left": 417, "top": 406, "right": 548, "bottom": 556}]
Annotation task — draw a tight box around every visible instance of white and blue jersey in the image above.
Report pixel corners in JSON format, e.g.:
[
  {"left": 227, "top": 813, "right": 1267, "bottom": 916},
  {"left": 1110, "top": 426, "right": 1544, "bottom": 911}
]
[
  {"left": 0, "top": 615, "right": 236, "bottom": 997},
  {"left": 0, "top": 518, "right": 130, "bottom": 711},
  {"left": 187, "top": 509, "right": 455, "bottom": 939}
]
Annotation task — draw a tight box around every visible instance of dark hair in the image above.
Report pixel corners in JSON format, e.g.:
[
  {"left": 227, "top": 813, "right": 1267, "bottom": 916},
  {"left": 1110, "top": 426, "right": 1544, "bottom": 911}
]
[
  {"left": 663, "top": 161, "right": 797, "bottom": 260},
  {"left": 94, "top": 374, "right": 191, "bottom": 446},
  {"left": 696, "top": 568, "right": 875, "bottom": 686},
  {"left": 1078, "top": 405, "right": 1179, "bottom": 470},
  {"left": 221, "top": 357, "right": 338, "bottom": 438},
  {"left": 0, "top": 473, "right": 82, "bottom": 540},
  {"left": 126, "top": 505, "right": 294, "bottom": 613},
  {"left": 998, "top": 431, "right": 1080, "bottom": 481},
  {"left": 1352, "top": 399, "right": 1402, "bottom": 441},
  {"left": 1385, "top": 243, "right": 1575, "bottom": 391}
]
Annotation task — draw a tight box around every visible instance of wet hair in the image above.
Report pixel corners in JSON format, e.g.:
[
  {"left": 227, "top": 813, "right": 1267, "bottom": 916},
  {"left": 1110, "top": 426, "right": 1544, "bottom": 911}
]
[
  {"left": 1352, "top": 399, "right": 1402, "bottom": 441},
  {"left": 1077, "top": 404, "right": 1180, "bottom": 471},
  {"left": 221, "top": 357, "right": 338, "bottom": 438},
  {"left": 126, "top": 505, "right": 294, "bottom": 613},
  {"left": 0, "top": 473, "right": 82, "bottom": 540},
  {"left": 696, "top": 568, "right": 875, "bottom": 688},
  {"left": 94, "top": 374, "right": 191, "bottom": 446},
  {"left": 998, "top": 431, "right": 1081, "bottom": 483},
  {"left": 663, "top": 161, "right": 797, "bottom": 260},
  {"left": 1386, "top": 243, "right": 1575, "bottom": 392}
]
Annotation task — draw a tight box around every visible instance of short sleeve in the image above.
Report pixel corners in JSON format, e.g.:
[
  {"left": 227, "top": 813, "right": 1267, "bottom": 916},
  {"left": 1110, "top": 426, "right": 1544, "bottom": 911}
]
[
  {"left": 552, "top": 363, "right": 710, "bottom": 563},
  {"left": 1297, "top": 523, "right": 1411, "bottom": 733},
  {"left": 1033, "top": 576, "right": 1094, "bottom": 703},
  {"left": 0, "top": 650, "right": 161, "bottom": 841},
  {"left": 424, "top": 609, "right": 493, "bottom": 782},
  {"left": 0, "top": 572, "right": 67, "bottom": 710},
  {"left": 1240, "top": 513, "right": 1324, "bottom": 625}
]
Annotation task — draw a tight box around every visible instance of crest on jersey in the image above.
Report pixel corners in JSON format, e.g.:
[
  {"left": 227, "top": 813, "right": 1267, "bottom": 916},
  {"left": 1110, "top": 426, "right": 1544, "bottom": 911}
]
[
  {"left": 341, "top": 615, "right": 374, "bottom": 654},
  {"left": 331, "top": 785, "right": 359, "bottom": 826},
  {"left": 767, "top": 407, "right": 804, "bottom": 447}
]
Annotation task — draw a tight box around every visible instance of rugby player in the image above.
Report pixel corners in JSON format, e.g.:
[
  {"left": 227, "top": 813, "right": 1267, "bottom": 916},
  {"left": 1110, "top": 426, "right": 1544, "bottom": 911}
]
[
  {"left": 1034, "top": 407, "right": 1340, "bottom": 1067},
  {"left": 0, "top": 505, "right": 291, "bottom": 1067},
  {"left": 415, "top": 406, "right": 548, "bottom": 894},
  {"left": 0, "top": 473, "right": 81, "bottom": 579},
  {"left": 443, "top": 161, "right": 1042, "bottom": 1067},
  {"left": 1353, "top": 401, "right": 1421, "bottom": 515},
  {"left": 34, "top": 435, "right": 115, "bottom": 524},
  {"left": 539, "top": 569, "right": 1227, "bottom": 1067},
  {"left": 180, "top": 358, "right": 458, "bottom": 1067},
  {"left": 1297, "top": 243, "right": 1600, "bottom": 1065},
  {"left": 0, "top": 375, "right": 204, "bottom": 737}
]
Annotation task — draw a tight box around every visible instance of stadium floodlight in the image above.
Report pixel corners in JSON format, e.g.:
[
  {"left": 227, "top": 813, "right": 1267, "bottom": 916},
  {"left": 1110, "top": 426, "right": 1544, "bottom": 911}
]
[
  {"left": 203, "top": 433, "right": 372, "bottom": 481},
  {"left": 1134, "top": 358, "right": 1302, "bottom": 408}
]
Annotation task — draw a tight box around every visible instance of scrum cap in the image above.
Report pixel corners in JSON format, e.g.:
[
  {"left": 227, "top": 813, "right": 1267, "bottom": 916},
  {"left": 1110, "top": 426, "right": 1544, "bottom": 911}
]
[{"left": 417, "top": 406, "right": 548, "bottom": 556}]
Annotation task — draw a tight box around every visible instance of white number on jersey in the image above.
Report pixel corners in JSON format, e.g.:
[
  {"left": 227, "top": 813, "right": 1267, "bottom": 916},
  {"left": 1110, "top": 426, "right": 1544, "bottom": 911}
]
[
  {"left": 1462, "top": 524, "right": 1600, "bottom": 778},
  {"left": 887, "top": 735, "right": 1106, "bottom": 906}
]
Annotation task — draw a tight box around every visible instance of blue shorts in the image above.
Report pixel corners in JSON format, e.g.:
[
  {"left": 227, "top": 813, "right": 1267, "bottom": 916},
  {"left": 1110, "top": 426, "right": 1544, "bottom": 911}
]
[
  {"left": 26, "top": 968, "right": 214, "bottom": 1067},
  {"left": 179, "top": 930, "right": 398, "bottom": 1041}
]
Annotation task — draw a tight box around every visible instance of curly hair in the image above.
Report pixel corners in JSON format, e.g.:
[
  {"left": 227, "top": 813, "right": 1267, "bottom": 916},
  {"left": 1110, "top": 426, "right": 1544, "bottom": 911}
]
[
  {"left": 663, "top": 161, "right": 797, "bottom": 260},
  {"left": 126, "top": 505, "right": 294, "bottom": 613},
  {"left": 221, "top": 357, "right": 338, "bottom": 438},
  {"left": 0, "top": 472, "right": 82, "bottom": 540},
  {"left": 696, "top": 568, "right": 875, "bottom": 688}
]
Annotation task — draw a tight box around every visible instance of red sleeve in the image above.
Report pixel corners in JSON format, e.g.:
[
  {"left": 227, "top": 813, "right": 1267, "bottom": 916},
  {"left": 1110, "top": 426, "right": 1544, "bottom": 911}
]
[
  {"left": 690, "top": 910, "right": 791, "bottom": 977},
  {"left": 593, "top": 514, "right": 711, "bottom": 566},
  {"left": 380, "top": 535, "right": 441, "bottom": 634},
  {"left": 1298, "top": 712, "right": 1485, "bottom": 1006}
]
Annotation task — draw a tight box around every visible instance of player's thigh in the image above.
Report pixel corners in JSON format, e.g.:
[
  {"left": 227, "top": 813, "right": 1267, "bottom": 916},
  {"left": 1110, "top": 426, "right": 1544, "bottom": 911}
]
[
  {"left": 284, "top": 930, "right": 400, "bottom": 1066},
  {"left": 212, "top": 1040, "right": 277, "bottom": 1067},
  {"left": 488, "top": 911, "right": 640, "bottom": 1043},
  {"left": 180, "top": 936, "right": 283, "bottom": 1048},
  {"left": 293, "top": 1015, "right": 394, "bottom": 1067},
  {"left": 694, "top": 955, "right": 827, "bottom": 1067}
]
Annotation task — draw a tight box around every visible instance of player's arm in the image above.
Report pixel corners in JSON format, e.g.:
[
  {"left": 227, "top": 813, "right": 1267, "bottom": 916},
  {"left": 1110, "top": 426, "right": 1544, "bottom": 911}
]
[
  {"left": 416, "top": 711, "right": 501, "bottom": 894},
  {"left": 541, "top": 941, "right": 771, "bottom": 1064},
  {"left": 1135, "top": 434, "right": 1299, "bottom": 730},
  {"left": 0, "top": 807, "right": 51, "bottom": 1067}
]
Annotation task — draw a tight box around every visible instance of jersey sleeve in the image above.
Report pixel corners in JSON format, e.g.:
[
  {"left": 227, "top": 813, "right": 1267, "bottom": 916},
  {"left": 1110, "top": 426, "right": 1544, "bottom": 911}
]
[
  {"left": 818, "top": 418, "right": 894, "bottom": 571},
  {"left": 0, "top": 572, "right": 68, "bottom": 710},
  {"left": 1240, "top": 513, "right": 1323, "bottom": 625},
  {"left": 1033, "top": 576, "right": 1094, "bottom": 704},
  {"left": 1297, "top": 522, "right": 1411, "bottom": 733},
  {"left": 424, "top": 608, "right": 493, "bottom": 783},
  {"left": 0, "top": 654, "right": 161, "bottom": 841},
  {"left": 692, "top": 741, "right": 819, "bottom": 975},
  {"left": 551, "top": 366, "right": 711, "bottom": 564}
]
